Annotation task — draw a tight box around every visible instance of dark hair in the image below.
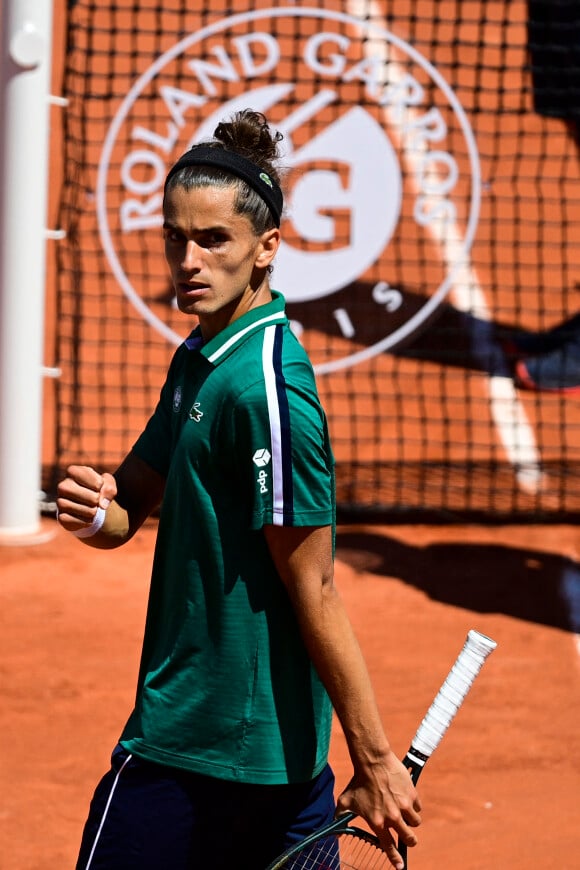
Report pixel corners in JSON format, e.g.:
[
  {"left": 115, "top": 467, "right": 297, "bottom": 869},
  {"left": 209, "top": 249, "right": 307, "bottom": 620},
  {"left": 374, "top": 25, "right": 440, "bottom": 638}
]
[{"left": 164, "top": 110, "right": 284, "bottom": 233}]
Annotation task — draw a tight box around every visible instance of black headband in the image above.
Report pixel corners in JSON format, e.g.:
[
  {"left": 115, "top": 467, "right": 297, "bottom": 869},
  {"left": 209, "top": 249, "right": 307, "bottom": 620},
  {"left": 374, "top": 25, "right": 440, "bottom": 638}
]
[{"left": 164, "top": 145, "right": 283, "bottom": 227}]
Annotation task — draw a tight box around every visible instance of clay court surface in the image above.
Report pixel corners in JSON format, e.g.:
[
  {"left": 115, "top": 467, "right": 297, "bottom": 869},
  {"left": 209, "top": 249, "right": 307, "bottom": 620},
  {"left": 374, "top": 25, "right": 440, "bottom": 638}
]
[
  {"left": 2, "top": 2, "right": 580, "bottom": 867},
  {"left": 2, "top": 519, "right": 580, "bottom": 869}
]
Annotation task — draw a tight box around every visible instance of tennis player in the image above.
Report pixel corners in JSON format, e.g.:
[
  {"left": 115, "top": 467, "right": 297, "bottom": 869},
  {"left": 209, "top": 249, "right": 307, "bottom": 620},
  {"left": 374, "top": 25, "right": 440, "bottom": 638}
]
[
  {"left": 507, "top": 1, "right": 580, "bottom": 393},
  {"left": 57, "top": 109, "right": 422, "bottom": 869}
]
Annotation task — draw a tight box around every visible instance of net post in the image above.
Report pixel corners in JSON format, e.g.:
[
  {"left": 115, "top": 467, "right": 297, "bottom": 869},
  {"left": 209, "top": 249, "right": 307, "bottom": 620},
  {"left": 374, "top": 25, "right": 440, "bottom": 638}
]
[{"left": 0, "top": 0, "right": 55, "bottom": 543}]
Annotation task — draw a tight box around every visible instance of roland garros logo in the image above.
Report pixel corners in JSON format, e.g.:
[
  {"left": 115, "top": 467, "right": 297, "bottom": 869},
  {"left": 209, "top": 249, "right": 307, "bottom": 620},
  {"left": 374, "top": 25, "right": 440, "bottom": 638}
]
[{"left": 97, "top": 6, "right": 480, "bottom": 374}]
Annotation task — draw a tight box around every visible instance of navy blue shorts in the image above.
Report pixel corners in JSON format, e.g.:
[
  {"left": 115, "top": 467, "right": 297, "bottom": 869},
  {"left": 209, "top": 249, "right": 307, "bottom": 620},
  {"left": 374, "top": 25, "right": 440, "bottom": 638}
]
[{"left": 76, "top": 745, "right": 336, "bottom": 869}]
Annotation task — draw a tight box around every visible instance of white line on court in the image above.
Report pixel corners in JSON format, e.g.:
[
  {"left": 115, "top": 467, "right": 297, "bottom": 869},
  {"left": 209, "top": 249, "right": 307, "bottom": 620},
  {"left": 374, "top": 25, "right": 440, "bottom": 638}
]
[{"left": 347, "top": 0, "right": 544, "bottom": 493}]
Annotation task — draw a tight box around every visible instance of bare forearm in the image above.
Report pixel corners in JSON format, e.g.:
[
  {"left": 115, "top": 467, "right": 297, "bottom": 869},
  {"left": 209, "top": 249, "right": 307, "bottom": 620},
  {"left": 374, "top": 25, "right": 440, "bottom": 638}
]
[
  {"left": 296, "top": 581, "right": 392, "bottom": 768},
  {"left": 264, "top": 524, "right": 392, "bottom": 767},
  {"left": 264, "top": 523, "right": 421, "bottom": 866}
]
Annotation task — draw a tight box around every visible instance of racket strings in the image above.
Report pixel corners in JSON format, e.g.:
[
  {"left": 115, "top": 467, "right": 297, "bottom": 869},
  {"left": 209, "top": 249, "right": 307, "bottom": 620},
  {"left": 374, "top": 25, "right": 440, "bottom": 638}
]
[{"left": 283, "top": 831, "right": 396, "bottom": 869}]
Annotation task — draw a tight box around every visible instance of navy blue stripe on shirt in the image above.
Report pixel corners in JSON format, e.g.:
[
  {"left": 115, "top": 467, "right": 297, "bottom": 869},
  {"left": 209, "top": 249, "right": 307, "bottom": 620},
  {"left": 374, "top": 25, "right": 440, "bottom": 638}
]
[{"left": 272, "top": 325, "right": 294, "bottom": 525}]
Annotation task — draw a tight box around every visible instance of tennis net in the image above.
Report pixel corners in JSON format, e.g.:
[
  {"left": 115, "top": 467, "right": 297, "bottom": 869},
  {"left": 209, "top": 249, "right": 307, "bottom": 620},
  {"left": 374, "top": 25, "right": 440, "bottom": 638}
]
[{"left": 45, "top": 0, "right": 580, "bottom": 519}]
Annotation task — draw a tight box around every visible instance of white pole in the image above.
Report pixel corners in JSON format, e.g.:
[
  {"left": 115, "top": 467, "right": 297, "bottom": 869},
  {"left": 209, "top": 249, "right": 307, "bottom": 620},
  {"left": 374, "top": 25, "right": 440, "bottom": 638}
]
[{"left": 0, "top": 0, "right": 54, "bottom": 542}]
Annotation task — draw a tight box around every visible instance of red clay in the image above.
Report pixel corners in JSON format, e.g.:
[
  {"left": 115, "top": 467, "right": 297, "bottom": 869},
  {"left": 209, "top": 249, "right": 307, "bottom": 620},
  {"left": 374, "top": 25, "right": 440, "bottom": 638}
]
[{"left": 1, "top": 520, "right": 579, "bottom": 868}]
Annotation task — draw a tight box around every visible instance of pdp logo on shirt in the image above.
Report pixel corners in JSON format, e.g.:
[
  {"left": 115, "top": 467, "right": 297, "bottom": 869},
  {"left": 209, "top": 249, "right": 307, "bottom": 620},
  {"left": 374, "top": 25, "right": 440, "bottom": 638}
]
[
  {"left": 97, "top": 6, "right": 479, "bottom": 373},
  {"left": 253, "top": 449, "right": 271, "bottom": 494}
]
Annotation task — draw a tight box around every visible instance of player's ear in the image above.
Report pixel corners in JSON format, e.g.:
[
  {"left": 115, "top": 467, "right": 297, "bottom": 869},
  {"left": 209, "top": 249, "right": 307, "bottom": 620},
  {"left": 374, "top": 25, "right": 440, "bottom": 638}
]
[{"left": 255, "top": 227, "right": 281, "bottom": 269}]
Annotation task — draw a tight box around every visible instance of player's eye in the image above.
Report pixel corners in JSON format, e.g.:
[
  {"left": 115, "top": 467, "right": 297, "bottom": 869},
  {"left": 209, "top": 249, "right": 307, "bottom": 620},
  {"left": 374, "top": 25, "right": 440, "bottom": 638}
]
[
  {"left": 163, "top": 227, "right": 185, "bottom": 243},
  {"left": 202, "top": 232, "right": 227, "bottom": 248}
]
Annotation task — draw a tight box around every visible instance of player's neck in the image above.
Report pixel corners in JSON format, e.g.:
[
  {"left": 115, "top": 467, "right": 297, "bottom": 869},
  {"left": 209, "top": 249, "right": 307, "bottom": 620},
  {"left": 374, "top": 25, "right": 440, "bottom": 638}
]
[{"left": 198, "top": 283, "right": 273, "bottom": 341}]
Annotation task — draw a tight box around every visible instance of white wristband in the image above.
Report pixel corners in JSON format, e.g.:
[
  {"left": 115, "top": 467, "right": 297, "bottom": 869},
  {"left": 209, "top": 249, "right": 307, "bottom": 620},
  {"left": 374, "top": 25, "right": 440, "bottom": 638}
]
[{"left": 72, "top": 506, "right": 107, "bottom": 538}]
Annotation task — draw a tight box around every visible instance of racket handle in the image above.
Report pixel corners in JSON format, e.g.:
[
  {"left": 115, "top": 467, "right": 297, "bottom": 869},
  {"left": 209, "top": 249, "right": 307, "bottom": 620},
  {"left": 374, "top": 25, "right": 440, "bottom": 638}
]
[
  {"left": 399, "top": 630, "right": 497, "bottom": 869},
  {"left": 410, "top": 629, "right": 497, "bottom": 759}
]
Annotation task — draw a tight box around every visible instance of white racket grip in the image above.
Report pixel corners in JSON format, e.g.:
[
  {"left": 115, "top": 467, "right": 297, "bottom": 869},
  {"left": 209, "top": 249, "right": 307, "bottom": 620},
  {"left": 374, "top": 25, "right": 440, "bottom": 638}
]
[{"left": 411, "top": 629, "right": 497, "bottom": 758}]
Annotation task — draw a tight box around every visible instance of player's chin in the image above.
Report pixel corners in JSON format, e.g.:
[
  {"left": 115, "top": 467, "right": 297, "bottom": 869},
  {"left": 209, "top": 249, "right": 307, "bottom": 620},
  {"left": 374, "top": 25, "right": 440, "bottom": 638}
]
[{"left": 175, "top": 295, "right": 205, "bottom": 316}]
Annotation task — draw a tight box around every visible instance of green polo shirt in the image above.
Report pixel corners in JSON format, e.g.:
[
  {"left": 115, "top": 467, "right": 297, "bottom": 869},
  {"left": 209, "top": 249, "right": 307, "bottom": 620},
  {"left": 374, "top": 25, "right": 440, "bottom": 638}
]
[{"left": 119, "top": 292, "right": 335, "bottom": 784}]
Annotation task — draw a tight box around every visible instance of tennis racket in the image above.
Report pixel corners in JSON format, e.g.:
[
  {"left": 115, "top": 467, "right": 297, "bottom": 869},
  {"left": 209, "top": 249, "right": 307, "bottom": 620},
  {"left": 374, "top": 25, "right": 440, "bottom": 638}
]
[{"left": 265, "top": 628, "right": 497, "bottom": 870}]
